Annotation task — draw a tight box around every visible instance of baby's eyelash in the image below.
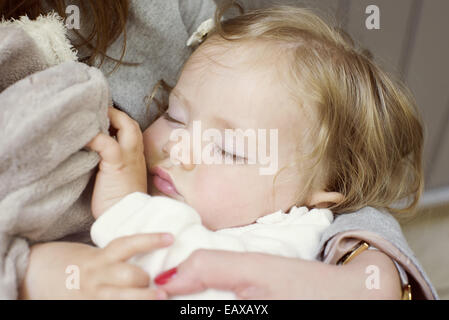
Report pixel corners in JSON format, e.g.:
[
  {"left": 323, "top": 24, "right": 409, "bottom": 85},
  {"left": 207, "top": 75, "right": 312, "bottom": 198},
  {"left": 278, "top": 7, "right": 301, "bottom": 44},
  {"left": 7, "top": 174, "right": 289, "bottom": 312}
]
[
  {"left": 163, "top": 112, "right": 185, "bottom": 125},
  {"left": 214, "top": 144, "right": 246, "bottom": 161}
]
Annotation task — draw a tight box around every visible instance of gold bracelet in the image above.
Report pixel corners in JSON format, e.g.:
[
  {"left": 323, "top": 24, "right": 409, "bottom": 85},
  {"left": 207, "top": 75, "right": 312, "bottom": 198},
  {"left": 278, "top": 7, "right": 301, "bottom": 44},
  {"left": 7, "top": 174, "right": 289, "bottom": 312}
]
[
  {"left": 336, "top": 240, "right": 412, "bottom": 300},
  {"left": 402, "top": 284, "right": 412, "bottom": 300},
  {"left": 337, "top": 241, "right": 370, "bottom": 265}
]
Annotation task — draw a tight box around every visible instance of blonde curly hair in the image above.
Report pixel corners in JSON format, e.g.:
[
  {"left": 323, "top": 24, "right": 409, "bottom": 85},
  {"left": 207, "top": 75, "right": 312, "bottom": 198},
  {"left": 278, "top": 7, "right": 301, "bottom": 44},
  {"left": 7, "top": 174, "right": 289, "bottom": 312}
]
[{"left": 203, "top": 2, "right": 423, "bottom": 214}]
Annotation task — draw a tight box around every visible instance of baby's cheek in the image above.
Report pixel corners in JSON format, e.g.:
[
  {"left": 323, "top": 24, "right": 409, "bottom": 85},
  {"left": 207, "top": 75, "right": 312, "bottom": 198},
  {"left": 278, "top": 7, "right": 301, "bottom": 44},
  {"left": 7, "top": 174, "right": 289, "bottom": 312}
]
[{"left": 192, "top": 166, "right": 266, "bottom": 230}]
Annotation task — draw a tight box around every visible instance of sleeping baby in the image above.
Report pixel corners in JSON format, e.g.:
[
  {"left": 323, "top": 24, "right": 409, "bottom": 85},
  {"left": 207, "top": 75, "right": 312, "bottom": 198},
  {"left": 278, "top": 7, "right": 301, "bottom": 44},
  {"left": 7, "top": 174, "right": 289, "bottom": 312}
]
[{"left": 87, "top": 6, "right": 423, "bottom": 300}]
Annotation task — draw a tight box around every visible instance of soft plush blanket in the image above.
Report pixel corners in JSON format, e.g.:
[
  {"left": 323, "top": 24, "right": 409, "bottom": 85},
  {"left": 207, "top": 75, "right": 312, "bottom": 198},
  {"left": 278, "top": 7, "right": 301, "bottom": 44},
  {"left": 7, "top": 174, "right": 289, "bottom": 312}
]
[{"left": 0, "top": 15, "right": 110, "bottom": 299}]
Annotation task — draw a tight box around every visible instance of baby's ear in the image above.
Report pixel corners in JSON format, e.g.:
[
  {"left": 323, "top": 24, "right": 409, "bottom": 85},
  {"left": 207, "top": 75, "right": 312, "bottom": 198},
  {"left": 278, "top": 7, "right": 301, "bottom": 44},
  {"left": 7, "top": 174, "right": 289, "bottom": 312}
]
[{"left": 305, "top": 190, "right": 344, "bottom": 209}]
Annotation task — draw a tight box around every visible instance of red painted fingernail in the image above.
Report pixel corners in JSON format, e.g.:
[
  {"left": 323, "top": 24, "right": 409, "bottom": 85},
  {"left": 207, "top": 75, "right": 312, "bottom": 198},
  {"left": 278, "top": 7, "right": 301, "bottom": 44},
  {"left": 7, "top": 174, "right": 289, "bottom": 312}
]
[{"left": 154, "top": 267, "right": 177, "bottom": 285}]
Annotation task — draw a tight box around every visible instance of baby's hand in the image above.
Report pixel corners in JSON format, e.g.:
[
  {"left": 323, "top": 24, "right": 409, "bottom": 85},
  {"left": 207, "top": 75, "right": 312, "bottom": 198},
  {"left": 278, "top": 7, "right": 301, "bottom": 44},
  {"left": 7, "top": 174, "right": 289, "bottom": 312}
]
[{"left": 86, "top": 107, "right": 147, "bottom": 219}]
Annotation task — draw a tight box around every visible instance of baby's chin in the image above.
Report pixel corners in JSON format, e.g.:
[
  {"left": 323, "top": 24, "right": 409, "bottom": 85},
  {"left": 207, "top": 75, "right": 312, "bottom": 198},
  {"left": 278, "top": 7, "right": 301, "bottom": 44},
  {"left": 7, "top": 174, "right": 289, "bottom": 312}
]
[{"left": 148, "top": 185, "right": 260, "bottom": 231}]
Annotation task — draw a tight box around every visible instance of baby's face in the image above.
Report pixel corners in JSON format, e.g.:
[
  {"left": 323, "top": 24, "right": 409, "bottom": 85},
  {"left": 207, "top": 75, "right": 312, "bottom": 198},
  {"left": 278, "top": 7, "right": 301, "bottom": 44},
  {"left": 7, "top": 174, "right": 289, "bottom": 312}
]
[{"left": 143, "top": 40, "right": 311, "bottom": 230}]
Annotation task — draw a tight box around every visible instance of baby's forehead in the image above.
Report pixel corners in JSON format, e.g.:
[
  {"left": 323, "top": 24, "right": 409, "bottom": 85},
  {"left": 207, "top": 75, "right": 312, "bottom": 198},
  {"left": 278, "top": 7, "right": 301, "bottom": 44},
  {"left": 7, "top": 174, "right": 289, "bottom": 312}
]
[
  {"left": 184, "top": 44, "right": 289, "bottom": 106},
  {"left": 185, "top": 37, "right": 288, "bottom": 76},
  {"left": 178, "top": 39, "right": 310, "bottom": 142}
]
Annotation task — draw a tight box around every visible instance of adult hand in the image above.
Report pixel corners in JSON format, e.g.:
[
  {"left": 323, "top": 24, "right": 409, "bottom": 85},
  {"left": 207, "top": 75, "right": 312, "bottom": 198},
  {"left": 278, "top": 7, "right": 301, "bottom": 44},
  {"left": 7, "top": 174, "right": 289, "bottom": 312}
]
[
  {"left": 154, "top": 250, "right": 333, "bottom": 299},
  {"left": 20, "top": 233, "right": 173, "bottom": 300},
  {"left": 155, "top": 249, "right": 402, "bottom": 299}
]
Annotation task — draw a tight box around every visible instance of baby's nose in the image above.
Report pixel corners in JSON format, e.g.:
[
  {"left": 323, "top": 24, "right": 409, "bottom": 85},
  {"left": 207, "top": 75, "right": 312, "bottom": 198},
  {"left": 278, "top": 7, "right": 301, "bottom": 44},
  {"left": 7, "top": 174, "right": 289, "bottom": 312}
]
[
  {"left": 181, "top": 160, "right": 195, "bottom": 171},
  {"left": 162, "top": 140, "right": 195, "bottom": 171},
  {"left": 162, "top": 141, "right": 173, "bottom": 155}
]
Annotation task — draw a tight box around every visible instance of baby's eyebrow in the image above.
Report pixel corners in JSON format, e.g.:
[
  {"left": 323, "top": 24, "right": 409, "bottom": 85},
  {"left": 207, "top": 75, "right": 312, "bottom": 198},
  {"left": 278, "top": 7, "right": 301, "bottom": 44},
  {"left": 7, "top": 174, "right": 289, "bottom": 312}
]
[
  {"left": 171, "top": 88, "right": 239, "bottom": 130},
  {"left": 212, "top": 116, "right": 238, "bottom": 130},
  {"left": 170, "top": 88, "right": 192, "bottom": 111}
]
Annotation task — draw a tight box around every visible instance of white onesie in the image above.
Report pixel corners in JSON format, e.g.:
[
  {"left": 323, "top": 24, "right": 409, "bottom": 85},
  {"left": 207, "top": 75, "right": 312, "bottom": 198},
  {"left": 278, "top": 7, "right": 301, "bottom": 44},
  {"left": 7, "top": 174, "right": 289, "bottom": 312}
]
[{"left": 90, "top": 192, "right": 334, "bottom": 299}]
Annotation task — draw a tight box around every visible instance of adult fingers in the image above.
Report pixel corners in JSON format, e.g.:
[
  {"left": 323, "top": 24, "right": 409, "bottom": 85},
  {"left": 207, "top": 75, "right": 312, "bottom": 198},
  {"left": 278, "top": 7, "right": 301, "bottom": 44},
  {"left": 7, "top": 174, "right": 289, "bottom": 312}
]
[
  {"left": 98, "top": 262, "right": 151, "bottom": 288},
  {"left": 155, "top": 250, "right": 269, "bottom": 298},
  {"left": 86, "top": 132, "right": 122, "bottom": 166},
  {"left": 108, "top": 107, "right": 143, "bottom": 152},
  {"left": 97, "top": 285, "right": 167, "bottom": 300},
  {"left": 103, "top": 233, "right": 174, "bottom": 263}
]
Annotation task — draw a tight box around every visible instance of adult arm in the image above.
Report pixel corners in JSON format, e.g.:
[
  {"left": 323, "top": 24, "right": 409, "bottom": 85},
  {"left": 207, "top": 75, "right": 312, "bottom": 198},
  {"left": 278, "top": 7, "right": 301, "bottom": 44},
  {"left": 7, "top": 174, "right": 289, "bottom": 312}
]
[
  {"left": 156, "top": 247, "right": 402, "bottom": 299},
  {"left": 318, "top": 207, "right": 438, "bottom": 299}
]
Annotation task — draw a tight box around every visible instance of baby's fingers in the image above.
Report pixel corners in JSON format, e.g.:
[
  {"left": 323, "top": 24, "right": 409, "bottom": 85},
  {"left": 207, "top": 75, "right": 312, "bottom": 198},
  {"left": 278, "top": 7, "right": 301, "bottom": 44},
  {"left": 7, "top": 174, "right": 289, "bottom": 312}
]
[
  {"left": 86, "top": 133, "right": 122, "bottom": 166},
  {"left": 97, "top": 286, "right": 167, "bottom": 300},
  {"left": 108, "top": 107, "right": 143, "bottom": 153}
]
